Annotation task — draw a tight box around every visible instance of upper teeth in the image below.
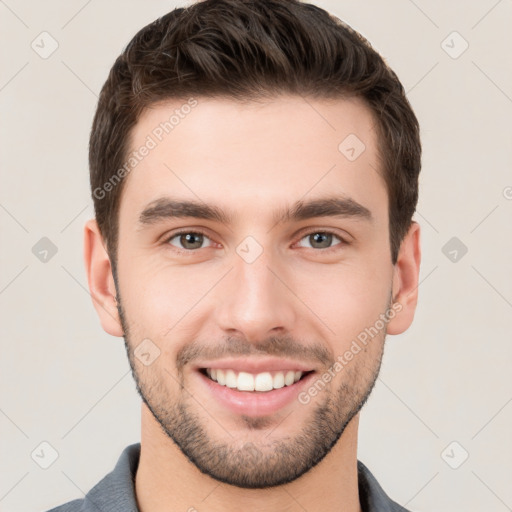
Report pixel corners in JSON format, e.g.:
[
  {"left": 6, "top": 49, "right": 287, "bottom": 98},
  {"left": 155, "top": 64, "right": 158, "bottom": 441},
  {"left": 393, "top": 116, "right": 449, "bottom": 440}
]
[{"left": 206, "top": 369, "right": 304, "bottom": 392}]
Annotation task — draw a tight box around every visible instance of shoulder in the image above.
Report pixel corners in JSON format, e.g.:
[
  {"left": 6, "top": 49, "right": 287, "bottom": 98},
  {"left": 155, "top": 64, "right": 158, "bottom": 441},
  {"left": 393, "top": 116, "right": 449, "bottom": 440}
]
[
  {"left": 40, "top": 443, "right": 141, "bottom": 512},
  {"left": 357, "top": 459, "right": 412, "bottom": 512}
]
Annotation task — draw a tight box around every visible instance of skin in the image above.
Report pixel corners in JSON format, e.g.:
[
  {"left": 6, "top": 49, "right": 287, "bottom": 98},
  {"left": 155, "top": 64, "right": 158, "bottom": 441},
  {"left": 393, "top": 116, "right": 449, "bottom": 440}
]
[{"left": 84, "top": 95, "right": 421, "bottom": 512}]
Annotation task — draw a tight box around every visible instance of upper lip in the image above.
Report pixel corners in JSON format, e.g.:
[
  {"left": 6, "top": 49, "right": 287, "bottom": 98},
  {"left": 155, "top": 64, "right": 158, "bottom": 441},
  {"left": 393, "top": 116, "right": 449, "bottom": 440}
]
[{"left": 194, "top": 357, "right": 317, "bottom": 373}]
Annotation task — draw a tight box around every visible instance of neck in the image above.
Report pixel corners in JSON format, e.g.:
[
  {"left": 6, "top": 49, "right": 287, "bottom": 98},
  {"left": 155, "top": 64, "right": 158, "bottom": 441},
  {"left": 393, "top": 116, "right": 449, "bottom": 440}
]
[{"left": 135, "top": 404, "right": 362, "bottom": 512}]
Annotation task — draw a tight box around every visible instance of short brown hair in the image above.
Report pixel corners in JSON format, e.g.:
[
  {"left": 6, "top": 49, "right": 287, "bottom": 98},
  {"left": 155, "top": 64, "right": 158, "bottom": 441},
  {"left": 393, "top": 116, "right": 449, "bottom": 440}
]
[{"left": 89, "top": 0, "right": 421, "bottom": 267}]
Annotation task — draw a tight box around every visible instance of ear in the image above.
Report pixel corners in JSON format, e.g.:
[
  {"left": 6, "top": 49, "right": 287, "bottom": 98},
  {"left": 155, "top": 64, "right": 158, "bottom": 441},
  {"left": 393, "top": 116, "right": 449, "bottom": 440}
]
[
  {"left": 387, "top": 221, "right": 421, "bottom": 335},
  {"left": 83, "top": 218, "right": 124, "bottom": 337}
]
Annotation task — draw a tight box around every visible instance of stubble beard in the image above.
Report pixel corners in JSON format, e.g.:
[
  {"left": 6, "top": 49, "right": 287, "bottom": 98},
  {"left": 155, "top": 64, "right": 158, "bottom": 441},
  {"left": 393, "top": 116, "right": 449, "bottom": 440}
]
[{"left": 116, "top": 294, "right": 387, "bottom": 488}]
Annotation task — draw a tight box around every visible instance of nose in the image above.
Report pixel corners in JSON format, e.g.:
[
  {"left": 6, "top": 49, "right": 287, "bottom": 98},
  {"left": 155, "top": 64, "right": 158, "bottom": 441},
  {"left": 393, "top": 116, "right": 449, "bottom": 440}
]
[{"left": 214, "top": 245, "right": 297, "bottom": 344}]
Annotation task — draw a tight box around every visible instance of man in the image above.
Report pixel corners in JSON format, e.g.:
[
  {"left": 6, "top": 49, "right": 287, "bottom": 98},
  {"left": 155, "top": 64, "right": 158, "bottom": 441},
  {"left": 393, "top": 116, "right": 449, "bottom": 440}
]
[{"left": 48, "top": 0, "right": 421, "bottom": 510}]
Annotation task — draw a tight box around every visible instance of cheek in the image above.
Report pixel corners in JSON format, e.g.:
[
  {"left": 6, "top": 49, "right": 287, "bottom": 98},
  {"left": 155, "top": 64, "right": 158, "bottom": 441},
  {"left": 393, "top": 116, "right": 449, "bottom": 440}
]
[
  {"left": 298, "top": 262, "right": 392, "bottom": 351},
  {"left": 120, "top": 258, "right": 217, "bottom": 340}
]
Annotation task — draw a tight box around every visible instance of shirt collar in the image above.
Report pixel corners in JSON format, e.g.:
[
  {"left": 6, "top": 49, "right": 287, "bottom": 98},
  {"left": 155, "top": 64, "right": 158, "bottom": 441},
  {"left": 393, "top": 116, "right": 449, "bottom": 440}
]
[{"left": 82, "top": 443, "right": 410, "bottom": 512}]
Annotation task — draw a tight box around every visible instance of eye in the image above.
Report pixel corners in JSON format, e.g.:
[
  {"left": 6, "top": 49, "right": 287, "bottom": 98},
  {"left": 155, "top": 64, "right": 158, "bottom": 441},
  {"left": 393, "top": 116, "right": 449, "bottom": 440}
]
[
  {"left": 296, "top": 230, "right": 346, "bottom": 250},
  {"left": 163, "top": 228, "right": 348, "bottom": 254},
  {"left": 165, "top": 230, "right": 214, "bottom": 251}
]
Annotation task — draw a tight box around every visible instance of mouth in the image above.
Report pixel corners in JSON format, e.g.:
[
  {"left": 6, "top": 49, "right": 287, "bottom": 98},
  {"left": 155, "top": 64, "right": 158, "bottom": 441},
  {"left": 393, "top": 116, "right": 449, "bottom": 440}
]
[
  {"left": 199, "top": 368, "right": 314, "bottom": 392},
  {"left": 194, "top": 360, "right": 317, "bottom": 417}
]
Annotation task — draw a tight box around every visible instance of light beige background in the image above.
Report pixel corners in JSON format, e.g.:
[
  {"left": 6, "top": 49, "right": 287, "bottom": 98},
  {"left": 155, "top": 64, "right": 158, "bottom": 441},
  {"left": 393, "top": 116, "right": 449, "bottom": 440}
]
[{"left": 1, "top": 1, "right": 511, "bottom": 511}]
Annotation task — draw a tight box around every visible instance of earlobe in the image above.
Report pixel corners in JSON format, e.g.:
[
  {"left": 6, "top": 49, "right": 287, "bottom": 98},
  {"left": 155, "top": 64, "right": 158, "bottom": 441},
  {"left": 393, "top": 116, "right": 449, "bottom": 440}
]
[
  {"left": 386, "top": 221, "right": 421, "bottom": 336},
  {"left": 83, "top": 218, "right": 124, "bottom": 337}
]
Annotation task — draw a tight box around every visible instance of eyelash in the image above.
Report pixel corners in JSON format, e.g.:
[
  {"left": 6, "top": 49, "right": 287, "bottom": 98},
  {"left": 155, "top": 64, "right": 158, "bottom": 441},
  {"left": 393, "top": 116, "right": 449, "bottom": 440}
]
[{"left": 163, "top": 228, "right": 349, "bottom": 255}]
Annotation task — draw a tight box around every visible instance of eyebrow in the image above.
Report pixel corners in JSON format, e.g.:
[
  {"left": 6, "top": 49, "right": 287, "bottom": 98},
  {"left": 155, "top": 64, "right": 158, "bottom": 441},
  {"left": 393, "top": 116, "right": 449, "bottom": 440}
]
[{"left": 138, "top": 195, "right": 373, "bottom": 228}]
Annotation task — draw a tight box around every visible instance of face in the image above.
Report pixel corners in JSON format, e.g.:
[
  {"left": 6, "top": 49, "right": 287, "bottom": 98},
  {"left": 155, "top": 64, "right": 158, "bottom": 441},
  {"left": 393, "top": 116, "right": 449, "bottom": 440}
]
[{"left": 109, "top": 95, "right": 401, "bottom": 487}]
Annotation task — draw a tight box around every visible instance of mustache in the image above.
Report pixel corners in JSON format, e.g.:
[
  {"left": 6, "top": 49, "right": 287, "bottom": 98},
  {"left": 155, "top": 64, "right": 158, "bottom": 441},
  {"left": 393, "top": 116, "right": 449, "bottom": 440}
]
[{"left": 176, "top": 334, "right": 333, "bottom": 370}]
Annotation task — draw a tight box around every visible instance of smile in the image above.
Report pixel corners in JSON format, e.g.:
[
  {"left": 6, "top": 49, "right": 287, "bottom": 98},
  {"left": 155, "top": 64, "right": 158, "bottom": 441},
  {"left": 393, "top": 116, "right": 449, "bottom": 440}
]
[
  {"left": 196, "top": 361, "right": 317, "bottom": 417},
  {"left": 202, "top": 368, "right": 312, "bottom": 392}
]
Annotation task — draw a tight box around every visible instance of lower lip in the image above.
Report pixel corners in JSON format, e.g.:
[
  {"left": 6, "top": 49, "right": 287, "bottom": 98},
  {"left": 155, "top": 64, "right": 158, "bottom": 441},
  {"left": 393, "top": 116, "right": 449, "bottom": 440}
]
[{"left": 197, "top": 370, "right": 316, "bottom": 417}]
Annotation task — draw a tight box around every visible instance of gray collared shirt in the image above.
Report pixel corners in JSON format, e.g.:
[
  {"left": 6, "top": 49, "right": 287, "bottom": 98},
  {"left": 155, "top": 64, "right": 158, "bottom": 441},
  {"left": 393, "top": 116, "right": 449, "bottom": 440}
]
[{"left": 45, "top": 443, "right": 412, "bottom": 512}]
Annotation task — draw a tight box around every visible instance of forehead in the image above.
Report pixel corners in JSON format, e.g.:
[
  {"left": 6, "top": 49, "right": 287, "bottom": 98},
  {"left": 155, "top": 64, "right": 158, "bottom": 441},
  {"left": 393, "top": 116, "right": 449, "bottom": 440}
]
[{"left": 119, "top": 95, "right": 387, "bottom": 228}]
